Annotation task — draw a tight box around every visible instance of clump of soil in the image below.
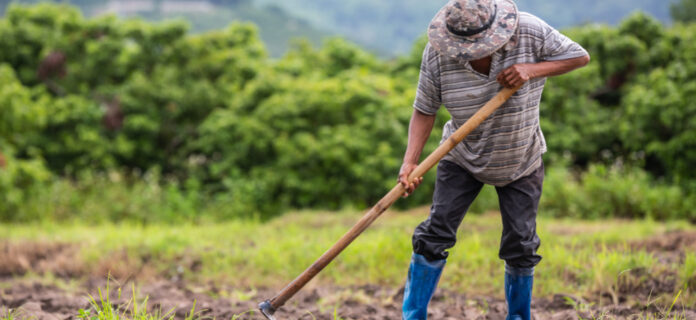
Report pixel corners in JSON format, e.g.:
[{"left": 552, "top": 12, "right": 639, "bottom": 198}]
[
  {"left": 0, "top": 282, "right": 88, "bottom": 320},
  {"left": 631, "top": 230, "right": 696, "bottom": 264},
  {"left": 0, "top": 241, "right": 200, "bottom": 282},
  {"left": 0, "top": 242, "right": 84, "bottom": 278}
]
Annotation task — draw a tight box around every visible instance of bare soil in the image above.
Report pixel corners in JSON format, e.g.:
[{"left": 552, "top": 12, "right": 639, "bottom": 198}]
[
  {"left": 2, "top": 279, "right": 695, "bottom": 320},
  {"left": 1, "top": 231, "right": 695, "bottom": 320},
  {"left": 631, "top": 230, "right": 696, "bottom": 265}
]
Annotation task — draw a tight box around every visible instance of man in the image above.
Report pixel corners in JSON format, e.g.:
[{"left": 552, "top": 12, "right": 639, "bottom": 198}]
[{"left": 398, "top": 0, "right": 590, "bottom": 319}]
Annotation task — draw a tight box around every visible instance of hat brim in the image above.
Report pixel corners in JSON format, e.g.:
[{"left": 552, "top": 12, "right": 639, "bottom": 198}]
[{"left": 428, "top": 0, "right": 519, "bottom": 61}]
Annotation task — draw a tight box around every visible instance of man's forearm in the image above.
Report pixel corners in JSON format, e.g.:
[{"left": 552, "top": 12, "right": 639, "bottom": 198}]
[
  {"left": 497, "top": 55, "right": 590, "bottom": 88},
  {"left": 403, "top": 109, "right": 437, "bottom": 164},
  {"left": 528, "top": 55, "right": 590, "bottom": 78}
]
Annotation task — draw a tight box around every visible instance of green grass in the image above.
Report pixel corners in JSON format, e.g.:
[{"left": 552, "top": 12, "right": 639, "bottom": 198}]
[
  {"left": 0, "top": 283, "right": 193, "bottom": 320},
  {"left": 1, "top": 208, "right": 694, "bottom": 303},
  {"left": 0, "top": 311, "right": 20, "bottom": 320},
  {"left": 76, "top": 284, "right": 186, "bottom": 320}
]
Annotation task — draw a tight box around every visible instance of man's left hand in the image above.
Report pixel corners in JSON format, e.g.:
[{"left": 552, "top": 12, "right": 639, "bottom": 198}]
[{"left": 497, "top": 64, "right": 535, "bottom": 88}]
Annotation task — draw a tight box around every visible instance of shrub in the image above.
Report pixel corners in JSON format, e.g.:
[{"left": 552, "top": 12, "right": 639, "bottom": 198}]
[
  {"left": 1, "top": 5, "right": 695, "bottom": 221},
  {"left": 542, "top": 164, "right": 695, "bottom": 221}
]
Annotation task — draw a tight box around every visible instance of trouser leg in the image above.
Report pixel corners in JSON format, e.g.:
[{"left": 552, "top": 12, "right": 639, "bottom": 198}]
[
  {"left": 403, "top": 160, "right": 483, "bottom": 320},
  {"left": 412, "top": 160, "right": 484, "bottom": 261},
  {"left": 495, "top": 162, "right": 544, "bottom": 320},
  {"left": 496, "top": 162, "right": 544, "bottom": 268}
]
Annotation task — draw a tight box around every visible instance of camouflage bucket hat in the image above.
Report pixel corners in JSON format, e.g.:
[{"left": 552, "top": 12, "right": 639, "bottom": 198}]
[{"left": 429, "top": 0, "right": 519, "bottom": 61}]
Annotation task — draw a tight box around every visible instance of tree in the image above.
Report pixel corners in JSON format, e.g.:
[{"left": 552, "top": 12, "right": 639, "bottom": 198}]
[{"left": 671, "top": 0, "right": 696, "bottom": 22}]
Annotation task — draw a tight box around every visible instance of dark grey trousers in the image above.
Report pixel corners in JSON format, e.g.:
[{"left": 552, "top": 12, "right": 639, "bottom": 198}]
[{"left": 412, "top": 160, "right": 544, "bottom": 268}]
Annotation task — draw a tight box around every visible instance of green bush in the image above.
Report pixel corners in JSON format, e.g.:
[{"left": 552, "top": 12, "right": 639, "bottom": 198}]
[
  {"left": 1, "top": 4, "right": 695, "bottom": 221},
  {"left": 671, "top": 0, "right": 696, "bottom": 23},
  {"left": 446, "top": 164, "right": 695, "bottom": 222},
  {"left": 10, "top": 170, "right": 201, "bottom": 223},
  {"left": 542, "top": 164, "right": 695, "bottom": 221},
  {"left": 620, "top": 61, "right": 696, "bottom": 183},
  {"left": 6, "top": 162, "right": 692, "bottom": 224},
  {"left": 0, "top": 146, "right": 51, "bottom": 221}
]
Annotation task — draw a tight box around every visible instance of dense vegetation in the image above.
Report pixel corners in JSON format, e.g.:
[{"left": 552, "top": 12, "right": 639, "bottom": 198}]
[
  {"left": 0, "top": 4, "right": 695, "bottom": 223},
  {"left": 672, "top": 0, "right": 696, "bottom": 22}
]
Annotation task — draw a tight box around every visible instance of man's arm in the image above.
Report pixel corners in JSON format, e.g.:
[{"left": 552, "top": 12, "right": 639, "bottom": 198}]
[
  {"left": 398, "top": 109, "right": 436, "bottom": 197},
  {"left": 496, "top": 55, "right": 591, "bottom": 88}
]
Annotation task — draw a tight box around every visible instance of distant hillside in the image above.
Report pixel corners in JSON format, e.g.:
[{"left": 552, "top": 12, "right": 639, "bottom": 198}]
[
  {"left": 0, "top": 0, "right": 330, "bottom": 57},
  {"left": 0, "top": 0, "right": 680, "bottom": 56},
  {"left": 257, "top": 0, "right": 678, "bottom": 55}
]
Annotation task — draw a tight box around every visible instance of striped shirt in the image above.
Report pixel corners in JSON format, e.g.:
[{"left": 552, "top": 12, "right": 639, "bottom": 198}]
[{"left": 414, "top": 12, "right": 588, "bottom": 186}]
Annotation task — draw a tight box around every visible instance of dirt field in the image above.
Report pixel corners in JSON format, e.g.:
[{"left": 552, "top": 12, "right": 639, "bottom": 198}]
[
  {"left": 2, "top": 278, "right": 695, "bottom": 320},
  {"left": 1, "top": 231, "right": 695, "bottom": 320}
]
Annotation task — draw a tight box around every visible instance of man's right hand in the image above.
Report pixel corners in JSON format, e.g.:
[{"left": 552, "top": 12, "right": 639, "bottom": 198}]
[{"left": 399, "top": 162, "right": 423, "bottom": 198}]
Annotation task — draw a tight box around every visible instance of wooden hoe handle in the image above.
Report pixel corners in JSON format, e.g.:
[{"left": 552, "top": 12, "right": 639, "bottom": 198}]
[{"left": 259, "top": 86, "right": 521, "bottom": 319}]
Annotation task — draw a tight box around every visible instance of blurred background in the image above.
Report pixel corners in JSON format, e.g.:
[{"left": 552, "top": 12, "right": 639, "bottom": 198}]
[
  {"left": 0, "top": 0, "right": 682, "bottom": 56},
  {"left": 1, "top": 0, "right": 695, "bottom": 223},
  {"left": 0, "top": 1, "right": 695, "bottom": 319}
]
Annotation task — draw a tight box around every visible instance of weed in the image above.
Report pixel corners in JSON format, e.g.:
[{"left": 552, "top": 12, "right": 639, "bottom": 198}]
[
  {"left": 680, "top": 253, "right": 696, "bottom": 290},
  {"left": 565, "top": 295, "right": 594, "bottom": 313},
  {"left": 231, "top": 310, "right": 257, "bottom": 319},
  {"left": 0, "top": 309, "right": 20, "bottom": 320},
  {"left": 75, "top": 281, "right": 200, "bottom": 320},
  {"left": 332, "top": 307, "right": 344, "bottom": 320},
  {"left": 232, "top": 288, "right": 257, "bottom": 302},
  {"left": 636, "top": 289, "right": 690, "bottom": 320}
]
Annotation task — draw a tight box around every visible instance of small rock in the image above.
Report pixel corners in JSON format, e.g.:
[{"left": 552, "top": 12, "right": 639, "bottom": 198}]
[
  {"left": 551, "top": 310, "right": 579, "bottom": 320},
  {"left": 19, "top": 301, "right": 42, "bottom": 312},
  {"left": 17, "top": 302, "right": 60, "bottom": 320}
]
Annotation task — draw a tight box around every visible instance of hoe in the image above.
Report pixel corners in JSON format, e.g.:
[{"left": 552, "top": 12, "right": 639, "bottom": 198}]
[{"left": 258, "top": 86, "right": 521, "bottom": 319}]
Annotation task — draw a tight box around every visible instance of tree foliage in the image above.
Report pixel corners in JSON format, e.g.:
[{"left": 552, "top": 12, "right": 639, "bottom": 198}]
[
  {"left": 671, "top": 0, "right": 696, "bottom": 22},
  {"left": 1, "top": 4, "right": 695, "bottom": 219},
  {"left": 541, "top": 13, "right": 696, "bottom": 183}
]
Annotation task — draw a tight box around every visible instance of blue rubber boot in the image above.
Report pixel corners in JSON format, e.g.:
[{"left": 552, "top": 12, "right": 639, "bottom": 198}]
[
  {"left": 505, "top": 265, "right": 534, "bottom": 320},
  {"left": 402, "top": 253, "right": 446, "bottom": 320}
]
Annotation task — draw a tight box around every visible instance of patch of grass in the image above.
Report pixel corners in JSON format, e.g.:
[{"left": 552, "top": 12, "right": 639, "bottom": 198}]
[
  {"left": 76, "top": 282, "right": 199, "bottom": 320},
  {"left": 573, "top": 290, "right": 693, "bottom": 320},
  {"left": 5, "top": 164, "right": 695, "bottom": 224},
  {"left": 0, "top": 310, "right": 21, "bottom": 320},
  {"left": 681, "top": 253, "right": 696, "bottom": 289},
  {"left": 1, "top": 209, "right": 694, "bottom": 306}
]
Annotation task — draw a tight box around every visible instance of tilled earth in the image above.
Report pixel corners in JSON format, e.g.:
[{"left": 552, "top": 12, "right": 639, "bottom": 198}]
[
  {"left": 1, "top": 231, "right": 695, "bottom": 320},
  {"left": 1, "top": 279, "right": 695, "bottom": 320}
]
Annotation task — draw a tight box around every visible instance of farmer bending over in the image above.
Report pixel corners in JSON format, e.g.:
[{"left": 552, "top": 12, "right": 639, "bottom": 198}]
[{"left": 398, "top": 0, "right": 590, "bottom": 319}]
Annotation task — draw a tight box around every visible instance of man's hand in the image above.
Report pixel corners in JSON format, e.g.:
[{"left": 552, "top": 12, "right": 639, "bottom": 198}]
[
  {"left": 399, "top": 162, "right": 423, "bottom": 198},
  {"left": 497, "top": 63, "right": 534, "bottom": 88}
]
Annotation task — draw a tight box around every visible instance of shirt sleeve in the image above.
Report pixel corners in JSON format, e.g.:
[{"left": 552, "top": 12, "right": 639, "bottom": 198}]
[
  {"left": 537, "top": 19, "right": 589, "bottom": 61},
  {"left": 413, "top": 44, "right": 442, "bottom": 116}
]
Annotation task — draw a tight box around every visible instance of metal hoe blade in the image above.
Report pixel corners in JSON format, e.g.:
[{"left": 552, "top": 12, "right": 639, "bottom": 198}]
[{"left": 258, "top": 300, "right": 277, "bottom": 320}]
